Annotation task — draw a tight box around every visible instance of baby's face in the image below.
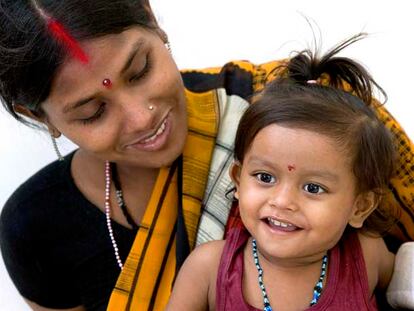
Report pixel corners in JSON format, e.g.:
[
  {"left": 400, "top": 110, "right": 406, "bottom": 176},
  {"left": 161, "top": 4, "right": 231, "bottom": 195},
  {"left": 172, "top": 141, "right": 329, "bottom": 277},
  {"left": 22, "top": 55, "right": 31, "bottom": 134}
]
[{"left": 233, "top": 124, "right": 361, "bottom": 265}]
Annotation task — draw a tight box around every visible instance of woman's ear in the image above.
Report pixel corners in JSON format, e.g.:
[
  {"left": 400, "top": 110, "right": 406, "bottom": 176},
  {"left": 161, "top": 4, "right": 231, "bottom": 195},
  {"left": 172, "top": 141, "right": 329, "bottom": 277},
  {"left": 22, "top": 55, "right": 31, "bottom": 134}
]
[
  {"left": 156, "top": 28, "right": 168, "bottom": 44},
  {"left": 229, "top": 162, "right": 242, "bottom": 200},
  {"left": 13, "top": 104, "right": 44, "bottom": 123},
  {"left": 348, "top": 191, "right": 379, "bottom": 228},
  {"left": 13, "top": 104, "right": 61, "bottom": 137}
]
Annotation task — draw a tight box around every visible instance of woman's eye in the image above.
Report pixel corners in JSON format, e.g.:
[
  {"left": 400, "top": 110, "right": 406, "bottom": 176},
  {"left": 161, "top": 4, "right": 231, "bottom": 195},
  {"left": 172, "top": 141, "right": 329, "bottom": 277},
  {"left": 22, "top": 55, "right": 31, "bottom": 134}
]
[
  {"left": 255, "top": 173, "right": 276, "bottom": 184},
  {"left": 130, "top": 55, "right": 151, "bottom": 82},
  {"left": 304, "top": 183, "right": 325, "bottom": 194},
  {"left": 80, "top": 103, "right": 106, "bottom": 125}
]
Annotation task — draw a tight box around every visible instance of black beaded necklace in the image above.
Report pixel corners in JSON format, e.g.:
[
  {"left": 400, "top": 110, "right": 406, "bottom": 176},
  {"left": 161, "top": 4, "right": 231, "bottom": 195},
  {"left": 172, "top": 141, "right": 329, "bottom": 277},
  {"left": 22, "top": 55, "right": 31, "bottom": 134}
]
[
  {"left": 108, "top": 157, "right": 190, "bottom": 272},
  {"left": 109, "top": 162, "right": 139, "bottom": 230}
]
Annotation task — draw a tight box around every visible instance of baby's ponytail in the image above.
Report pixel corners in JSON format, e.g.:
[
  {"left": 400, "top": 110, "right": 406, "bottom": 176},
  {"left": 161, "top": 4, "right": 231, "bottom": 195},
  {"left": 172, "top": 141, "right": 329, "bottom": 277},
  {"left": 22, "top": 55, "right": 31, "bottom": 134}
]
[{"left": 285, "top": 33, "right": 386, "bottom": 105}]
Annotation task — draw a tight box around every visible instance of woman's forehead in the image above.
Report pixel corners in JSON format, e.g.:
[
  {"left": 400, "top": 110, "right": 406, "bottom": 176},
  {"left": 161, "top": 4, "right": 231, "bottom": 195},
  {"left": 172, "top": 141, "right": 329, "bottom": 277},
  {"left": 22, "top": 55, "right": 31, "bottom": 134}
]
[
  {"left": 47, "top": 27, "right": 156, "bottom": 104},
  {"left": 58, "top": 27, "right": 150, "bottom": 75}
]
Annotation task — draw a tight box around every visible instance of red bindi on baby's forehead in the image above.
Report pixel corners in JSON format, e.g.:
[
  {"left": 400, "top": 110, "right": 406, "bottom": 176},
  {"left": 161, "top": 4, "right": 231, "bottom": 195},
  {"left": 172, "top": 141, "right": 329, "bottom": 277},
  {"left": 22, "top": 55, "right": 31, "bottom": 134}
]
[{"left": 287, "top": 164, "right": 296, "bottom": 172}]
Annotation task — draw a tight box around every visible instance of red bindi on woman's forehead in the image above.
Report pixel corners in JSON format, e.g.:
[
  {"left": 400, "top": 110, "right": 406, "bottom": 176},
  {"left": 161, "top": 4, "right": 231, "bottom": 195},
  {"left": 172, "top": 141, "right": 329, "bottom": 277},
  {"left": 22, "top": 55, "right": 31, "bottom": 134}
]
[
  {"left": 102, "top": 78, "right": 112, "bottom": 88},
  {"left": 288, "top": 164, "right": 296, "bottom": 172}
]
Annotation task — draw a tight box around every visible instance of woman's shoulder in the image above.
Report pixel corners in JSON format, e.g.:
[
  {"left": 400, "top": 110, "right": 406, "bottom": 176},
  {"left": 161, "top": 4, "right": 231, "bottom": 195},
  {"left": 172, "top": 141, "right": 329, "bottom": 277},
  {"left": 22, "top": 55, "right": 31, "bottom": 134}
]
[
  {"left": 0, "top": 151, "right": 77, "bottom": 234},
  {"left": 180, "top": 59, "right": 287, "bottom": 97},
  {"left": 3, "top": 152, "right": 75, "bottom": 207}
]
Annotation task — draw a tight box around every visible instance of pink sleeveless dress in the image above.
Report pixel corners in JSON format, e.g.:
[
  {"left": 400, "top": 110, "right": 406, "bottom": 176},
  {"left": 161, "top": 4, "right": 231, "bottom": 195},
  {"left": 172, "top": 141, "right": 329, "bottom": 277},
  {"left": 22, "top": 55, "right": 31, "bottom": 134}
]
[{"left": 216, "top": 228, "right": 378, "bottom": 310}]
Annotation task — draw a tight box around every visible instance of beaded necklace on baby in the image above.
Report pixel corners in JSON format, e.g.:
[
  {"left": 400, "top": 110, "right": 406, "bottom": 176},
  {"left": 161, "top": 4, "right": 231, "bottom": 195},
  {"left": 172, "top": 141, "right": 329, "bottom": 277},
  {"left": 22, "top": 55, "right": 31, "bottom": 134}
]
[{"left": 252, "top": 239, "right": 328, "bottom": 311}]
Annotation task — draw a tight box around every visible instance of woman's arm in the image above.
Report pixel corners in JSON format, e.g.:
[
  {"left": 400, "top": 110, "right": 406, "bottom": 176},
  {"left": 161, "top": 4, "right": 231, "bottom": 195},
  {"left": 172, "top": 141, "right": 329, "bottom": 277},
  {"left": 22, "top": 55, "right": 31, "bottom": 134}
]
[
  {"left": 386, "top": 242, "right": 414, "bottom": 309},
  {"left": 166, "top": 240, "right": 225, "bottom": 311}
]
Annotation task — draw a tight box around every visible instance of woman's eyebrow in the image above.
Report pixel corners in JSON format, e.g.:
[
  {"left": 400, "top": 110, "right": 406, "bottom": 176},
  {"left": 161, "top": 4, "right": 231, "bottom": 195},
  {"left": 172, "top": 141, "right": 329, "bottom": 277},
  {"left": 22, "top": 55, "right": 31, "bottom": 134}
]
[
  {"left": 120, "top": 38, "right": 145, "bottom": 74},
  {"left": 63, "top": 96, "right": 95, "bottom": 113},
  {"left": 63, "top": 38, "right": 146, "bottom": 113}
]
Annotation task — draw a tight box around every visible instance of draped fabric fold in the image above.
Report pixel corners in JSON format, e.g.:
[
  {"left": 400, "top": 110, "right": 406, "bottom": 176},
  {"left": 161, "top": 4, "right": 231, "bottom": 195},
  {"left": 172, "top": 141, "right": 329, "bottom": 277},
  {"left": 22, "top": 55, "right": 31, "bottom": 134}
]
[{"left": 107, "top": 87, "right": 225, "bottom": 310}]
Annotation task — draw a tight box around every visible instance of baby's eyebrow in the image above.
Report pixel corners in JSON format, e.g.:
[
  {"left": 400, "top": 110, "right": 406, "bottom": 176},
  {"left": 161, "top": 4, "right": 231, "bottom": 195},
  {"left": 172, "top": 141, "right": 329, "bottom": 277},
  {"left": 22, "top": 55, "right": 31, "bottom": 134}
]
[
  {"left": 247, "top": 156, "right": 275, "bottom": 169},
  {"left": 247, "top": 156, "right": 339, "bottom": 181},
  {"left": 302, "top": 170, "right": 339, "bottom": 181}
]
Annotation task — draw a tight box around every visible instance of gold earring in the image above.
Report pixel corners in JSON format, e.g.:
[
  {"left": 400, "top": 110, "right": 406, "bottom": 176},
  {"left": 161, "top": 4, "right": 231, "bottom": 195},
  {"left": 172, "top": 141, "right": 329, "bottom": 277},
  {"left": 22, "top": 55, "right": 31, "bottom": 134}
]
[
  {"left": 50, "top": 134, "right": 64, "bottom": 161},
  {"left": 165, "top": 41, "right": 171, "bottom": 53},
  {"left": 49, "top": 129, "right": 64, "bottom": 161}
]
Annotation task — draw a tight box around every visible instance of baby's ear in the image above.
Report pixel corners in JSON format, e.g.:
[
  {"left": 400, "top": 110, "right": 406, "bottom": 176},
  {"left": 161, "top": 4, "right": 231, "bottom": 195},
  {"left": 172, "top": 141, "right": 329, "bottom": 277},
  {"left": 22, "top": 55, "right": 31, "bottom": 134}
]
[
  {"left": 348, "top": 191, "right": 378, "bottom": 228},
  {"left": 229, "top": 162, "right": 241, "bottom": 200}
]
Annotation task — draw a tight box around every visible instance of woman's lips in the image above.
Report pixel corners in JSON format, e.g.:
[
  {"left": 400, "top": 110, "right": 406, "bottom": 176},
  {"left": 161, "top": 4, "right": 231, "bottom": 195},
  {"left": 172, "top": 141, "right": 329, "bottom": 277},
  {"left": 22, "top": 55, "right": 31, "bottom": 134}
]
[{"left": 125, "top": 114, "right": 171, "bottom": 152}]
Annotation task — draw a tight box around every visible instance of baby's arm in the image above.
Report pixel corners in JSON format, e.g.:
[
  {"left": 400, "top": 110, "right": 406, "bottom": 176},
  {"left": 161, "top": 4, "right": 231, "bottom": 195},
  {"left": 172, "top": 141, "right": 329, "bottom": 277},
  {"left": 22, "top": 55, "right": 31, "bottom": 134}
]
[
  {"left": 358, "top": 233, "right": 395, "bottom": 293},
  {"left": 166, "top": 240, "right": 225, "bottom": 311}
]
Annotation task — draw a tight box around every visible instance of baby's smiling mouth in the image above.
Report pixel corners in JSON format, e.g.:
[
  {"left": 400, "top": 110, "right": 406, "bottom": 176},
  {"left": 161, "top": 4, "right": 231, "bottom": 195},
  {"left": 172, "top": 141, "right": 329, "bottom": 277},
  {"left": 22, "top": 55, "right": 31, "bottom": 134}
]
[{"left": 266, "top": 217, "right": 300, "bottom": 232}]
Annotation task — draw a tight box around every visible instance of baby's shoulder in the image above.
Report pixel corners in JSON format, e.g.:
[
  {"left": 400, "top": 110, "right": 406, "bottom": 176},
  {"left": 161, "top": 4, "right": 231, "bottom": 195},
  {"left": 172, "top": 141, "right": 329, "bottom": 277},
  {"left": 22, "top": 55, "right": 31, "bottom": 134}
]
[
  {"left": 357, "top": 232, "right": 394, "bottom": 292},
  {"left": 189, "top": 240, "right": 226, "bottom": 267},
  {"left": 168, "top": 240, "right": 226, "bottom": 310},
  {"left": 357, "top": 232, "right": 391, "bottom": 261},
  {"left": 178, "top": 240, "right": 226, "bottom": 290}
]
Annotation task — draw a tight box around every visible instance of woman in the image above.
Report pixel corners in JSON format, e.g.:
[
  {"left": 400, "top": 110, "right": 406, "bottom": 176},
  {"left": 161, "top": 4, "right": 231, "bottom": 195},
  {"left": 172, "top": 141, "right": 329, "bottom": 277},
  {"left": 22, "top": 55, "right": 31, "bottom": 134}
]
[{"left": 0, "top": 0, "right": 412, "bottom": 310}]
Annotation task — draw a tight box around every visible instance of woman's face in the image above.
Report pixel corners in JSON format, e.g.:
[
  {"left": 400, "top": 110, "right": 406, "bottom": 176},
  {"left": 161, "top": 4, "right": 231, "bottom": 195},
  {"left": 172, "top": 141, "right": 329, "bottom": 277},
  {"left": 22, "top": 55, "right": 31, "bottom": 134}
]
[{"left": 42, "top": 27, "right": 187, "bottom": 168}]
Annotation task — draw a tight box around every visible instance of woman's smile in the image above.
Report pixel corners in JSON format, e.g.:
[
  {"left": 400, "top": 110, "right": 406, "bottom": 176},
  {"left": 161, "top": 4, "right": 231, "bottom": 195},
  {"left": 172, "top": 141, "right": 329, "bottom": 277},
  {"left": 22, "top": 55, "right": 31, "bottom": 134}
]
[{"left": 125, "top": 111, "right": 172, "bottom": 151}]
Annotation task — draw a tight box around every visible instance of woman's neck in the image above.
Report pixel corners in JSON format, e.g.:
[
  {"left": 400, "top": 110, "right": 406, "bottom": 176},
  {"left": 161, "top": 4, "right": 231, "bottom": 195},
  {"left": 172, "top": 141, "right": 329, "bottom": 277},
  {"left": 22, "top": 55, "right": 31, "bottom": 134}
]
[{"left": 71, "top": 149, "right": 159, "bottom": 228}]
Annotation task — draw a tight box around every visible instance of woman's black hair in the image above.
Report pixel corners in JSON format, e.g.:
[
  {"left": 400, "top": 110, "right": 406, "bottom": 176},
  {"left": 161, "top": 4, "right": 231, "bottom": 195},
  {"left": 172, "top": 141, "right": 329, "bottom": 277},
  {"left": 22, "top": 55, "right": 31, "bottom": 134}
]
[
  {"left": 0, "top": 0, "right": 157, "bottom": 124},
  {"left": 234, "top": 33, "right": 397, "bottom": 235}
]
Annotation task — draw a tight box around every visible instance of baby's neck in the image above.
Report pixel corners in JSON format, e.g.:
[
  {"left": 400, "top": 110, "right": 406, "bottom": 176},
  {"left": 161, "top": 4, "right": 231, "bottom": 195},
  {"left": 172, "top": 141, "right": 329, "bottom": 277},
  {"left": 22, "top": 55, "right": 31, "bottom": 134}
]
[{"left": 242, "top": 237, "right": 329, "bottom": 311}]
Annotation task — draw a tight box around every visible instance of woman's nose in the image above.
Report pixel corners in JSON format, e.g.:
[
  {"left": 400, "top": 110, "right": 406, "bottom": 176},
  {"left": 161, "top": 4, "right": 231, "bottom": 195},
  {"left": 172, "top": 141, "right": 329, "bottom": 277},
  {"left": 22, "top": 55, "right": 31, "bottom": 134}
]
[{"left": 117, "top": 93, "right": 156, "bottom": 132}]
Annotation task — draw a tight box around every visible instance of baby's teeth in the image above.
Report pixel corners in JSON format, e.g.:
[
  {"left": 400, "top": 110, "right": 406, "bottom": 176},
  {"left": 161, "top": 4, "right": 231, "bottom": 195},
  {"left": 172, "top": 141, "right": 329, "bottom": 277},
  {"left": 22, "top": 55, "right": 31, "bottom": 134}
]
[{"left": 268, "top": 217, "right": 291, "bottom": 228}]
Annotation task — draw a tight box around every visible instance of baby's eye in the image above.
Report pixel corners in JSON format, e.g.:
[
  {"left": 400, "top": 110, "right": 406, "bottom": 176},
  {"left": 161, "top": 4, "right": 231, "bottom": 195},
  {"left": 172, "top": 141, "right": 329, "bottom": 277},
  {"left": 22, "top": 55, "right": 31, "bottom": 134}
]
[
  {"left": 255, "top": 173, "right": 276, "bottom": 184},
  {"left": 304, "top": 183, "right": 325, "bottom": 194}
]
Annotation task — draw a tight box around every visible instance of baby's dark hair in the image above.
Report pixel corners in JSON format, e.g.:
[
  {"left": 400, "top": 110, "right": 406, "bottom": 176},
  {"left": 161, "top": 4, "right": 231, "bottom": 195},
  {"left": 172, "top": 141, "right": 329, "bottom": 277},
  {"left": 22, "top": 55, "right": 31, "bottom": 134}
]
[
  {"left": 0, "top": 0, "right": 157, "bottom": 124},
  {"left": 234, "top": 33, "right": 397, "bottom": 235}
]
